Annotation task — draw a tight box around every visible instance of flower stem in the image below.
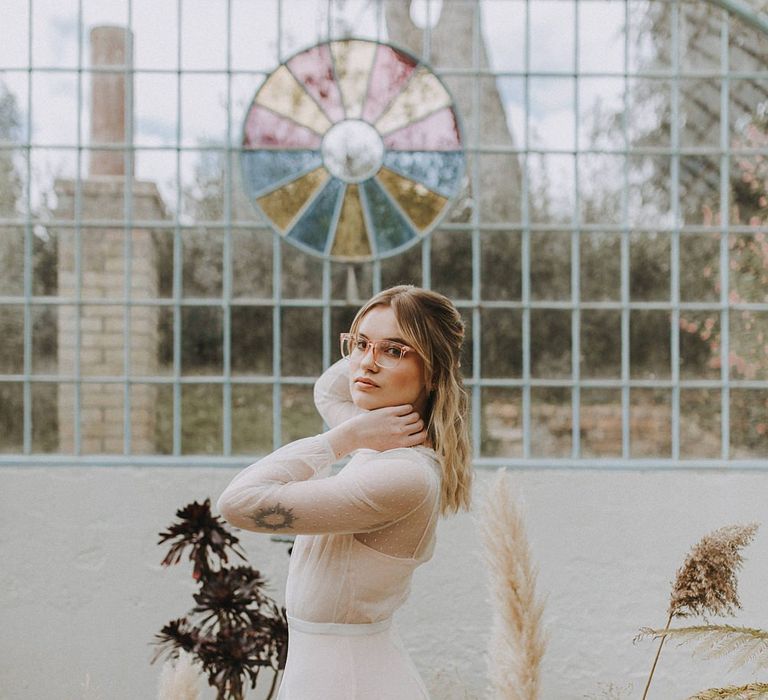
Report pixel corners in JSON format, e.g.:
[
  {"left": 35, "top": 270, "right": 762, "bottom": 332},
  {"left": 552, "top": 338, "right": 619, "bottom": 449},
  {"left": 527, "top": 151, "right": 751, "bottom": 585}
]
[
  {"left": 265, "top": 669, "right": 281, "bottom": 700},
  {"left": 642, "top": 612, "right": 673, "bottom": 700}
]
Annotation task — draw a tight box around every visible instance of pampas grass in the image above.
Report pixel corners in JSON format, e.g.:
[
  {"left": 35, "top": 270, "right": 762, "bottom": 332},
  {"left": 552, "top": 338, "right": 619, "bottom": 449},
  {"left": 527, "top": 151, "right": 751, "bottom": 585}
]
[
  {"left": 685, "top": 683, "right": 768, "bottom": 699},
  {"left": 479, "top": 469, "right": 547, "bottom": 700},
  {"left": 157, "top": 651, "right": 201, "bottom": 700}
]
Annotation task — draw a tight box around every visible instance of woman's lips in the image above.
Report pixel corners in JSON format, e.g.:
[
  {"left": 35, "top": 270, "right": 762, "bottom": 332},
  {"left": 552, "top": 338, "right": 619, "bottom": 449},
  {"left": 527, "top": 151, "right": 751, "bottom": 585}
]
[{"left": 354, "top": 377, "right": 379, "bottom": 389}]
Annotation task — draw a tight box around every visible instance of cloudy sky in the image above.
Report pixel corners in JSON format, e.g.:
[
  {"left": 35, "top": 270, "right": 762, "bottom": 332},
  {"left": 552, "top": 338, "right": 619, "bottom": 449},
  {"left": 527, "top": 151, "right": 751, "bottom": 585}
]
[{"left": 1, "top": 0, "right": 631, "bottom": 213}]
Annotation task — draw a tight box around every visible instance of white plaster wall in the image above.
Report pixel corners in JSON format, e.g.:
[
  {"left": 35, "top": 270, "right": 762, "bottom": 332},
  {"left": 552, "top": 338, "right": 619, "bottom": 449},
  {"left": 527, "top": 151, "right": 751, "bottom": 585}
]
[{"left": 1, "top": 466, "right": 767, "bottom": 700}]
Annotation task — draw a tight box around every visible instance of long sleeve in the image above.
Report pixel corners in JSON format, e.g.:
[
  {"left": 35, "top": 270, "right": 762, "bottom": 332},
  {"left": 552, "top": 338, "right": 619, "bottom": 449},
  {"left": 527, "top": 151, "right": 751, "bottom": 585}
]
[
  {"left": 217, "top": 436, "right": 434, "bottom": 537},
  {"left": 313, "top": 358, "right": 365, "bottom": 428}
]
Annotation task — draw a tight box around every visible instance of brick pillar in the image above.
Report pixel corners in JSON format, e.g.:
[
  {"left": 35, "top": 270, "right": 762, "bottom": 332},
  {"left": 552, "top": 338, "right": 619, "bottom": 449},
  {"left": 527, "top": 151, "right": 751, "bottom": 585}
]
[{"left": 56, "top": 26, "right": 164, "bottom": 454}]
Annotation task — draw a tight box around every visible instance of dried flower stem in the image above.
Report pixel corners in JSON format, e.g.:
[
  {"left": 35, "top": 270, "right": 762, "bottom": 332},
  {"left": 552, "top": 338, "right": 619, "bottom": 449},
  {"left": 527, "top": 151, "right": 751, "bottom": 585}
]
[{"left": 641, "top": 612, "right": 673, "bottom": 700}]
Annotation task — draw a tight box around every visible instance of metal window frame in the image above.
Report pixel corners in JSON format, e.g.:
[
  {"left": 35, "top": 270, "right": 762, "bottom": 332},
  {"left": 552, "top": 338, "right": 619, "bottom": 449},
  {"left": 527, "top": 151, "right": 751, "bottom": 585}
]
[{"left": 1, "top": 0, "right": 767, "bottom": 468}]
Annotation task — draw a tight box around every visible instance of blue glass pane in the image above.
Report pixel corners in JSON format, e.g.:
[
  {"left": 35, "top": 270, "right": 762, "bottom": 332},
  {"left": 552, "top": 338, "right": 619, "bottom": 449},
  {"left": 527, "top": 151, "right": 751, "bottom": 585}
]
[
  {"left": 360, "top": 178, "right": 416, "bottom": 253},
  {"left": 241, "top": 150, "right": 322, "bottom": 198},
  {"left": 288, "top": 177, "right": 344, "bottom": 253},
  {"left": 383, "top": 151, "right": 464, "bottom": 197}
]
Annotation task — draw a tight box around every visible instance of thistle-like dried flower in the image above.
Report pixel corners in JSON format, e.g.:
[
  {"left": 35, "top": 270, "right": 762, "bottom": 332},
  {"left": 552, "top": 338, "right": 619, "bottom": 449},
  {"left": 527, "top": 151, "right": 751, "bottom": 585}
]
[
  {"left": 668, "top": 523, "right": 759, "bottom": 619},
  {"left": 158, "top": 499, "right": 246, "bottom": 580}
]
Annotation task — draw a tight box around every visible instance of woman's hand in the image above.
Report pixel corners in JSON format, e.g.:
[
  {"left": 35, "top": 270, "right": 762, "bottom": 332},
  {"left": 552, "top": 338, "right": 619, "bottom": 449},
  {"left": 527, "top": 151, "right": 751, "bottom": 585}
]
[{"left": 326, "top": 405, "right": 426, "bottom": 458}]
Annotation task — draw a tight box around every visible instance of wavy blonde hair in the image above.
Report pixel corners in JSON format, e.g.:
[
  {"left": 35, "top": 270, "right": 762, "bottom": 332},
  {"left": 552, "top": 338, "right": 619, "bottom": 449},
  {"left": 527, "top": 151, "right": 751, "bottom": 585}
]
[{"left": 349, "top": 285, "right": 472, "bottom": 514}]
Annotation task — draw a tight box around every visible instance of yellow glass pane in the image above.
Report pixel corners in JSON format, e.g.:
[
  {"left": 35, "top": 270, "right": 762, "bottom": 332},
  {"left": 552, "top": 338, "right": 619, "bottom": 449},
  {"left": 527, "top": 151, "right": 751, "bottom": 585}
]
[
  {"left": 376, "top": 168, "right": 447, "bottom": 231},
  {"left": 255, "top": 65, "right": 332, "bottom": 135},
  {"left": 331, "top": 40, "right": 377, "bottom": 119},
  {"left": 331, "top": 185, "right": 371, "bottom": 258},
  {"left": 374, "top": 68, "right": 452, "bottom": 135},
  {"left": 256, "top": 167, "right": 329, "bottom": 232}
]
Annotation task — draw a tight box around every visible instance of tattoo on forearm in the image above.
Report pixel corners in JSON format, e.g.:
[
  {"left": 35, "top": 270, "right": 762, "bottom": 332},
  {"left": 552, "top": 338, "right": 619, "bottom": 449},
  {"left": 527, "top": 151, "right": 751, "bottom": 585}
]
[{"left": 252, "top": 503, "right": 297, "bottom": 531}]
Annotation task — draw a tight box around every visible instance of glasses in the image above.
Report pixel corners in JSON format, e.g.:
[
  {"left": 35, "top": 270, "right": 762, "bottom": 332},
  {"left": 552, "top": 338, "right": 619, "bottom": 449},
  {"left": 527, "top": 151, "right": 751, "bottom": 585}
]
[{"left": 340, "top": 333, "right": 414, "bottom": 369}]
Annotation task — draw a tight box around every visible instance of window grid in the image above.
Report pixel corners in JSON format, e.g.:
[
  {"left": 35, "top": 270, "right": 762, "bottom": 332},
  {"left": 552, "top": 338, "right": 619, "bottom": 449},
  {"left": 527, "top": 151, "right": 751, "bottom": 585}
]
[{"left": 1, "top": 0, "right": 767, "bottom": 467}]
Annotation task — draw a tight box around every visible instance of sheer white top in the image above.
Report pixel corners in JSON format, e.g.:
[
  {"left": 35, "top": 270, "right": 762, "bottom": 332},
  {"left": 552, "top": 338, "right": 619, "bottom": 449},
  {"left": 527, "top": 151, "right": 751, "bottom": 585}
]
[{"left": 217, "top": 359, "right": 441, "bottom": 624}]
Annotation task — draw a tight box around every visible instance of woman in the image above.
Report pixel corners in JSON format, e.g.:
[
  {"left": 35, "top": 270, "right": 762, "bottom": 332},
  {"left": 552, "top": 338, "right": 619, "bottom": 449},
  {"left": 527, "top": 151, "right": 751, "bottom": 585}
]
[{"left": 217, "top": 285, "right": 472, "bottom": 699}]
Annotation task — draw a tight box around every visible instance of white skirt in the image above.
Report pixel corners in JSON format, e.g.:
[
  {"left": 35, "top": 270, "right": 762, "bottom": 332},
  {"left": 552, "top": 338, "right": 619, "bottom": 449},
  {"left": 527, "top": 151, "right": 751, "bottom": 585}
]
[{"left": 277, "top": 616, "right": 430, "bottom": 700}]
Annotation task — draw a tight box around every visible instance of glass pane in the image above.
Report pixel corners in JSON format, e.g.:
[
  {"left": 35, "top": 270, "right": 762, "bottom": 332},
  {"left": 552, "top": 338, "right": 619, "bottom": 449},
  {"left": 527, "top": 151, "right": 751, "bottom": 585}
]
[
  {"left": 729, "top": 80, "right": 765, "bottom": 145},
  {"left": 581, "top": 310, "right": 621, "bottom": 378},
  {"left": 679, "top": 80, "right": 721, "bottom": 149},
  {"left": 80, "top": 382, "right": 123, "bottom": 454},
  {"left": 729, "top": 234, "right": 768, "bottom": 304},
  {"left": 232, "top": 384, "right": 273, "bottom": 455},
  {"left": 0, "top": 304, "right": 24, "bottom": 373},
  {"left": 481, "top": 308, "right": 521, "bottom": 378},
  {"left": 157, "top": 308, "right": 174, "bottom": 376},
  {"left": 730, "top": 389, "right": 768, "bottom": 458},
  {"left": 730, "top": 311, "right": 768, "bottom": 381},
  {"left": 136, "top": 149, "right": 178, "bottom": 210},
  {"left": 32, "top": 382, "right": 59, "bottom": 453},
  {"left": 680, "top": 233, "right": 719, "bottom": 302},
  {"left": 281, "top": 384, "right": 322, "bottom": 445},
  {"left": 380, "top": 239, "right": 422, "bottom": 289},
  {"left": 1, "top": 4, "right": 29, "bottom": 68},
  {"left": 630, "top": 388, "right": 671, "bottom": 457},
  {"left": 130, "top": 383, "right": 160, "bottom": 455},
  {"left": 182, "top": 229, "right": 223, "bottom": 297},
  {"left": 680, "top": 389, "right": 721, "bottom": 459},
  {"left": 481, "top": 387, "right": 522, "bottom": 458},
  {"left": 77, "top": 305, "right": 125, "bottom": 377},
  {"left": 528, "top": 154, "right": 574, "bottom": 225},
  {"left": 181, "top": 383, "right": 222, "bottom": 454},
  {"left": 32, "top": 305, "right": 57, "bottom": 374},
  {"left": 630, "top": 310, "right": 670, "bottom": 379},
  {"left": 232, "top": 228, "right": 273, "bottom": 298},
  {"left": 679, "top": 310, "right": 720, "bottom": 380},
  {"left": 32, "top": 0, "right": 78, "bottom": 68},
  {"left": 679, "top": 155, "right": 719, "bottom": 226},
  {"left": 431, "top": 229, "right": 472, "bottom": 300},
  {"left": 180, "top": 75, "right": 227, "bottom": 148},
  {"left": 679, "top": 4, "right": 721, "bottom": 71},
  {"left": 135, "top": 72, "right": 178, "bottom": 147},
  {"left": 132, "top": 0, "right": 179, "bottom": 69},
  {"left": 531, "top": 387, "right": 571, "bottom": 458},
  {"left": 482, "top": 77, "right": 524, "bottom": 148},
  {"left": 531, "top": 309, "right": 571, "bottom": 378},
  {"left": 580, "top": 389, "right": 622, "bottom": 458},
  {"left": 580, "top": 232, "right": 621, "bottom": 301},
  {"left": 578, "top": 155, "right": 624, "bottom": 225},
  {"left": 231, "top": 306, "right": 272, "bottom": 376},
  {"left": 627, "top": 79, "right": 671, "bottom": 147},
  {"left": 579, "top": 3, "right": 625, "bottom": 73},
  {"left": 0, "top": 228, "right": 25, "bottom": 295},
  {"left": 531, "top": 231, "right": 570, "bottom": 301},
  {"left": 281, "top": 240, "right": 323, "bottom": 298},
  {"left": 529, "top": 78, "right": 575, "bottom": 152},
  {"left": 481, "top": 230, "right": 521, "bottom": 301},
  {"left": 152, "top": 383, "right": 174, "bottom": 455},
  {"left": 332, "top": 306, "right": 358, "bottom": 362},
  {"left": 31, "top": 71, "right": 78, "bottom": 146},
  {"left": 181, "top": 306, "right": 223, "bottom": 375},
  {"left": 630, "top": 231, "right": 669, "bottom": 301},
  {"left": 231, "top": 0, "right": 278, "bottom": 72},
  {"left": 530, "top": 2, "right": 574, "bottom": 72},
  {"left": 281, "top": 307, "right": 322, "bottom": 377},
  {"left": 459, "top": 308, "right": 474, "bottom": 380},
  {"left": 0, "top": 382, "right": 23, "bottom": 452},
  {"left": 331, "top": 262, "right": 373, "bottom": 303},
  {"left": 627, "top": 155, "right": 671, "bottom": 226},
  {"left": 129, "top": 305, "right": 161, "bottom": 377},
  {"left": 180, "top": 0, "right": 227, "bottom": 70},
  {"left": 478, "top": 153, "right": 523, "bottom": 225},
  {"left": 481, "top": 1, "right": 525, "bottom": 72},
  {"left": 628, "top": 2, "right": 672, "bottom": 71}
]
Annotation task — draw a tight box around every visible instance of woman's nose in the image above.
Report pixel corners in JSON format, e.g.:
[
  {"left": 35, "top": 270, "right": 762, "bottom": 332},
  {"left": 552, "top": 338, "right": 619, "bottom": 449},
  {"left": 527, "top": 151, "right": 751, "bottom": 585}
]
[{"left": 359, "top": 344, "right": 378, "bottom": 370}]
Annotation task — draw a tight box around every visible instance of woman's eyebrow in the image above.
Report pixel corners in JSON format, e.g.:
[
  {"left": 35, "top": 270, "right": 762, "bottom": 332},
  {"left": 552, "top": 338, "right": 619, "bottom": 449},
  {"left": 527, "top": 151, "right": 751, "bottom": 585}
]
[{"left": 358, "top": 332, "right": 408, "bottom": 344}]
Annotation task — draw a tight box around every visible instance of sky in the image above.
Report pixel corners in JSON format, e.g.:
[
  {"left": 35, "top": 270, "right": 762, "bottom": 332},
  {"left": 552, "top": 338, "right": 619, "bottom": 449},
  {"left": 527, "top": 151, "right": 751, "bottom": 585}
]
[{"left": 0, "top": 0, "right": 633, "bottom": 215}]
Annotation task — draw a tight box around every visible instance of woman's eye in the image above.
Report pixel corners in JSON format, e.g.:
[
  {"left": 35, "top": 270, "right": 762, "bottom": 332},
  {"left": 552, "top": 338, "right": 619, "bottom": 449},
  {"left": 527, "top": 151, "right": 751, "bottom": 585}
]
[
  {"left": 355, "top": 339, "right": 368, "bottom": 351},
  {"left": 383, "top": 344, "right": 402, "bottom": 357}
]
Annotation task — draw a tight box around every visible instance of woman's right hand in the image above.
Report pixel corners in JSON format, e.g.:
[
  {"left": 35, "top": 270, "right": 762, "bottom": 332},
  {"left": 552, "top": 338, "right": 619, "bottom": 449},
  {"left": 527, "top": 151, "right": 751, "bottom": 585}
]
[{"left": 326, "top": 405, "right": 426, "bottom": 458}]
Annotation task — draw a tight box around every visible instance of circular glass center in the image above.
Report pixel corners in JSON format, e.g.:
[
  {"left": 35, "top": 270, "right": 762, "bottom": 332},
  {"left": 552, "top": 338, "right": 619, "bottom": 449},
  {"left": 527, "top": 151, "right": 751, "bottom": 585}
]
[{"left": 321, "top": 119, "right": 385, "bottom": 183}]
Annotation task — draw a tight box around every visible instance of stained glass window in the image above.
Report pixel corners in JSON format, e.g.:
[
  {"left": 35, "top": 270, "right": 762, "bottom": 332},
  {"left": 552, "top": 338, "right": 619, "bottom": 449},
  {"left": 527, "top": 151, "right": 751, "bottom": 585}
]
[{"left": 240, "top": 38, "right": 465, "bottom": 262}]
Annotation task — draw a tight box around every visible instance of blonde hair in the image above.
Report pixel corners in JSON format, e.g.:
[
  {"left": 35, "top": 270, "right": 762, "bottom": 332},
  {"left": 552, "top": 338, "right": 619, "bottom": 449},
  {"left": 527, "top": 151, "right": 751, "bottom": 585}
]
[{"left": 349, "top": 285, "right": 472, "bottom": 514}]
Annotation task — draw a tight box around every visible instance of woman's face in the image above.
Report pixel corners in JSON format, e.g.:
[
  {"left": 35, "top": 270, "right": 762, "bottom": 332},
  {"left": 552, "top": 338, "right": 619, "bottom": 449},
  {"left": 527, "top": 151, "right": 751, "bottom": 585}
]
[{"left": 348, "top": 305, "right": 429, "bottom": 416}]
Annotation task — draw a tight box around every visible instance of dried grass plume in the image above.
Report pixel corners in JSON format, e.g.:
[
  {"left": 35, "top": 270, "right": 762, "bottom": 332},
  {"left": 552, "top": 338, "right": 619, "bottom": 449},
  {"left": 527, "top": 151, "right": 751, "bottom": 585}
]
[
  {"left": 669, "top": 523, "right": 759, "bottom": 619},
  {"left": 157, "top": 650, "right": 201, "bottom": 700},
  {"left": 479, "top": 469, "right": 547, "bottom": 700}
]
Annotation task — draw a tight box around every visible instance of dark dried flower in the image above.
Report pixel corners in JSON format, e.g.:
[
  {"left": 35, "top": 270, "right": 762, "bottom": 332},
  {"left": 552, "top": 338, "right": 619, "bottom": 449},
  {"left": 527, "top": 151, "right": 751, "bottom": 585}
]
[
  {"left": 158, "top": 499, "right": 246, "bottom": 580},
  {"left": 192, "top": 566, "right": 268, "bottom": 626},
  {"left": 668, "top": 523, "right": 759, "bottom": 618}
]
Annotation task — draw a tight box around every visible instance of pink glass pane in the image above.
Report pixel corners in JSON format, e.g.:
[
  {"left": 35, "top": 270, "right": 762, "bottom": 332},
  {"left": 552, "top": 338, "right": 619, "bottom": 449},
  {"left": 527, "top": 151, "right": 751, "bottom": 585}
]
[
  {"left": 361, "top": 45, "right": 418, "bottom": 124},
  {"left": 383, "top": 107, "right": 461, "bottom": 151},
  {"left": 243, "top": 105, "right": 323, "bottom": 149},
  {"left": 287, "top": 44, "right": 346, "bottom": 123}
]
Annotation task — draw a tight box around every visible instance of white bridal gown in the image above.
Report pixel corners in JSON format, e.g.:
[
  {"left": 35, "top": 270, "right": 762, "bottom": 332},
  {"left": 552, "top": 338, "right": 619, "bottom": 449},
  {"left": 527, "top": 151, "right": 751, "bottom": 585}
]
[{"left": 217, "top": 359, "right": 440, "bottom": 699}]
